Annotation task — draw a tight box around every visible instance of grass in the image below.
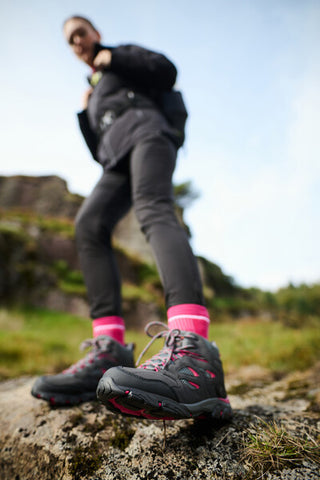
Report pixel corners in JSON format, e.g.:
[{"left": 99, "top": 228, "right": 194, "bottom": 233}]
[
  {"left": 0, "top": 308, "right": 92, "bottom": 378},
  {"left": 0, "top": 209, "right": 75, "bottom": 237},
  {"left": 211, "top": 317, "right": 320, "bottom": 373},
  {"left": 121, "top": 283, "right": 159, "bottom": 303},
  {"left": 0, "top": 307, "right": 320, "bottom": 379},
  {"left": 242, "top": 419, "right": 320, "bottom": 477}
]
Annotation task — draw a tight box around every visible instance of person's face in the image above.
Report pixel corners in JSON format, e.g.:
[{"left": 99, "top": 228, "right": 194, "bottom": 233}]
[{"left": 64, "top": 18, "right": 101, "bottom": 67}]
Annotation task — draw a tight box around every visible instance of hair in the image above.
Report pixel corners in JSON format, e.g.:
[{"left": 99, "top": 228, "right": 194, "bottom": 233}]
[{"left": 63, "top": 15, "right": 99, "bottom": 33}]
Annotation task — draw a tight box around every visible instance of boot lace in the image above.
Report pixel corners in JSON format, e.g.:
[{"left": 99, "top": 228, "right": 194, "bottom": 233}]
[
  {"left": 136, "top": 321, "right": 202, "bottom": 371},
  {"left": 63, "top": 337, "right": 111, "bottom": 374}
]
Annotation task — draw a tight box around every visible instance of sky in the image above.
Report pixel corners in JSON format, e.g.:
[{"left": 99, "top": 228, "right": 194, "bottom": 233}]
[{"left": 1, "top": 0, "right": 319, "bottom": 291}]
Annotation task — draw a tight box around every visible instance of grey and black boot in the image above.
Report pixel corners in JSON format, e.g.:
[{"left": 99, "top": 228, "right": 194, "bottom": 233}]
[{"left": 31, "top": 336, "right": 134, "bottom": 406}]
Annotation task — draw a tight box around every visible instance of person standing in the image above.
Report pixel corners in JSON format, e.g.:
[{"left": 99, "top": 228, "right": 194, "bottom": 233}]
[{"left": 32, "top": 15, "right": 232, "bottom": 420}]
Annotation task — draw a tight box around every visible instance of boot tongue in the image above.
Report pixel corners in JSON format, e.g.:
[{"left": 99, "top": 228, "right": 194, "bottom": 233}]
[{"left": 176, "top": 332, "right": 197, "bottom": 349}]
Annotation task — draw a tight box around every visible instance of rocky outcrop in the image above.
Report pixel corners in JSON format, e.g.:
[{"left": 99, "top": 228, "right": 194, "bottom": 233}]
[
  {"left": 0, "top": 175, "right": 163, "bottom": 322},
  {"left": 0, "top": 174, "right": 196, "bottom": 265},
  {"left": 0, "top": 222, "right": 163, "bottom": 327},
  {"left": 0, "top": 175, "right": 156, "bottom": 263},
  {"left": 0, "top": 175, "right": 82, "bottom": 219},
  {"left": 0, "top": 365, "right": 319, "bottom": 480},
  {"left": 0, "top": 174, "right": 245, "bottom": 324}
]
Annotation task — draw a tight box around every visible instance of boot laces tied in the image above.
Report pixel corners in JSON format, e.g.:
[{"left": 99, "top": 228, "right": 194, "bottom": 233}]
[
  {"left": 63, "top": 337, "right": 111, "bottom": 373},
  {"left": 136, "top": 321, "right": 195, "bottom": 370}
]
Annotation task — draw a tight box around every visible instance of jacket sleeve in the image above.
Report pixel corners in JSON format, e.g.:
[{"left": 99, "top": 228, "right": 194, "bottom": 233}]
[
  {"left": 109, "top": 44, "right": 177, "bottom": 90},
  {"left": 77, "top": 110, "right": 99, "bottom": 161}
]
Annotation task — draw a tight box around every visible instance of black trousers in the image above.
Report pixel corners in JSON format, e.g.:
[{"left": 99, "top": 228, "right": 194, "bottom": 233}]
[{"left": 75, "top": 134, "right": 204, "bottom": 319}]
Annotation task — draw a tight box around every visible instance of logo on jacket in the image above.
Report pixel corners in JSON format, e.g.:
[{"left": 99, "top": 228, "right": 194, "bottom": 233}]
[{"left": 90, "top": 71, "right": 102, "bottom": 87}]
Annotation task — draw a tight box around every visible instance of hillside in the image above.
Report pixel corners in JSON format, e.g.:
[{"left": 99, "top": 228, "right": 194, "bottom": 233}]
[
  {"left": 0, "top": 174, "right": 154, "bottom": 262},
  {"left": 0, "top": 175, "right": 241, "bottom": 328},
  {"left": 1, "top": 174, "right": 320, "bottom": 327}
]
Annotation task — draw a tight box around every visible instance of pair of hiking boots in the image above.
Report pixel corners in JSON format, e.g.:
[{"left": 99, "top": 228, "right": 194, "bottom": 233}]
[{"left": 31, "top": 323, "right": 232, "bottom": 420}]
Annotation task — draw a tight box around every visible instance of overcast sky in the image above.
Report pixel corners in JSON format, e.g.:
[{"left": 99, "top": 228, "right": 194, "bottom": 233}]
[{"left": 1, "top": 0, "right": 319, "bottom": 291}]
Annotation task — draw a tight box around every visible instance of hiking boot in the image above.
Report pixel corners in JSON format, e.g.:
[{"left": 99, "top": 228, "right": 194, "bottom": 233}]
[
  {"left": 31, "top": 336, "right": 134, "bottom": 406},
  {"left": 96, "top": 322, "right": 232, "bottom": 420}
]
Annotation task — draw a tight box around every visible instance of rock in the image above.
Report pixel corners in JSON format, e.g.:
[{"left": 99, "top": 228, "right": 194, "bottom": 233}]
[
  {"left": 0, "top": 175, "right": 163, "bottom": 324},
  {"left": 0, "top": 365, "right": 319, "bottom": 480},
  {"left": 0, "top": 175, "right": 82, "bottom": 219},
  {"left": 0, "top": 175, "right": 167, "bottom": 264}
]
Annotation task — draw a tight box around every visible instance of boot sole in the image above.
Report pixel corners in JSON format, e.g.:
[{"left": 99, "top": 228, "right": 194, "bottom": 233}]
[
  {"left": 97, "top": 376, "right": 233, "bottom": 420},
  {"left": 31, "top": 388, "right": 97, "bottom": 406}
]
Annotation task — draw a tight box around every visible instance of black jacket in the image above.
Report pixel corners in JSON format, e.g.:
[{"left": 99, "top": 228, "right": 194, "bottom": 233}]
[{"left": 77, "top": 43, "right": 179, "bottom": 168}]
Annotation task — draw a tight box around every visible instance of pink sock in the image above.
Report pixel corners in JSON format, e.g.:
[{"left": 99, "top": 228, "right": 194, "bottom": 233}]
[
  {"left": 167, "top": 304, "right": 210, "bottom": 339},
  {"left": 92, "top": 316, "right": 125, "bottom": 345}
]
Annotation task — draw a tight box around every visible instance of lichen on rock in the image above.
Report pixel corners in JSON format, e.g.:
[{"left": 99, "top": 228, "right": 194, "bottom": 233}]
[{"left": 0, "top": 364, "right": 319, "bottom": 480}]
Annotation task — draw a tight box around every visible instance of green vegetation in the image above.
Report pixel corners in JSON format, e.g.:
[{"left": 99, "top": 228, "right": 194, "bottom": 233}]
[
  {"left": 68, "top": 441, "right": 103, "bottom": 479},
  {"left": 108, "top": 416, "right": 136, "bottom": 450},
  {"left": 1, "top": 307, "right": 319, "bottom": 380},
  {"left": 121, "top": 283, "right": 156, "bottom": 303},
  {"left": 0, "top": 209, "right": 74, "bottom": 237},
  {"left": 211, "top": 317, "right": 320, "bottom": 373},
  {"left": 208, "top": 282, "right": 320, "bottom": 326},
  {"left": 173, "top": 181, "right": 199, "bottom": 209},
  {"left": 2, "top": 207, "right": 320, "bottom": 327},
  {"left": 0, "top": 308, "right": 92, "bottom": 378},
  {"left": 53, "top": 260, "right": 87, "bottom": 295},
  {"left": 242, "top": 419, "right": 320, "bottom": 477},
  {"left": 53, "top": 257, "right": 162, "bottom": 302},
  {"left": 1, "top": 202, "right": 320, "bottom": 386}
]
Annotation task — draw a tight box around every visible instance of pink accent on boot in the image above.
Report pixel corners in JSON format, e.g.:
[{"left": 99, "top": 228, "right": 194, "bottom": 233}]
[
  {"left": 92, "top": 316, "right": 125, "bottom": 345},
  {"left": 167, "top": 304, "right": 210, "bottom": 339}
]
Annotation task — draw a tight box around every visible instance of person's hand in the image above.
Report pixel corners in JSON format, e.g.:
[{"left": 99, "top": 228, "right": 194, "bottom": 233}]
[
  {"left": 93, "top": 49, "right": 112, "bottom": 70},
  {"left": 82, "top": 87, "right": 93, "bottom": 109}
]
